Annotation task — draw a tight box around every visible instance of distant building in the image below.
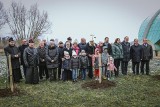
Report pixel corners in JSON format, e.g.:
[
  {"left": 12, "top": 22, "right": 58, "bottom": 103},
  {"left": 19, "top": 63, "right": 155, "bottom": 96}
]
[{"left": 138, "top": 9, "right": 160, "bottom": 56}]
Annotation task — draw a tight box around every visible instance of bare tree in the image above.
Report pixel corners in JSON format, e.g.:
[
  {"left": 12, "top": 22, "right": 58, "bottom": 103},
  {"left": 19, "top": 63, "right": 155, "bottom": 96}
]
[
  {"left": 6, "top": 1, "right": 51, "bottom": 42},
  {"left": 0, "top": 1, "right": 7, "bottom": 30},
  {"left": 26, "top": 4, "right": 51, "bottom": 40}
]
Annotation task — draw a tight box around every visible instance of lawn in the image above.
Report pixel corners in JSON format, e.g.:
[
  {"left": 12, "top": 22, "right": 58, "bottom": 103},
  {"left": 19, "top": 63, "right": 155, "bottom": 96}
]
[
  {"left": 0, "top": 56, "right": 160, "bottom": 107},
  {"left": 0, "top": 73, "right": 160, "bottom": 107}
]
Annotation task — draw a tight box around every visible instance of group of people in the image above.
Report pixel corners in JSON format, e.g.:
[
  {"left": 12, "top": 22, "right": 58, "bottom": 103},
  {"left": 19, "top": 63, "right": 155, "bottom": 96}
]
[{"left": 4, "top": 36, "right": 153, "bottom": 84}]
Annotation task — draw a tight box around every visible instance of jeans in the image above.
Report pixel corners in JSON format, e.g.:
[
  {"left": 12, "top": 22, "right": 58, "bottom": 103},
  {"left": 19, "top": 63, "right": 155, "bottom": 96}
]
[
  {"left": 81, "top": 68, "right": 87, "bottom": 80},
  {"left": 72, "top": 68, "right": 78, "bottom": 81},
  {"left": 102, "top": 65, "right": 107, "bottom": 76}
]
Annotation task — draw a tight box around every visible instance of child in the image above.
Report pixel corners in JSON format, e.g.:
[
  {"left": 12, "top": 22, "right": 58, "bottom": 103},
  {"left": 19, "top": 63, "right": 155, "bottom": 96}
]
[
  {"left": 71, "top": 51, "right": 80, "bottom": 82},
  {"left": 101, "top": 46, "right": 109, "bottom": 79},
  {"left": 79, "top": 50, "right": 89, "bottom": 80},
  {"left": 62, "top": 51, "right": 71, "bottom": 81},
  {"left": 92, "top": 48, "right": 100, "bottom": 80},
  {"left": 107, "top": 56, "right": 117, "bottom": 80}
]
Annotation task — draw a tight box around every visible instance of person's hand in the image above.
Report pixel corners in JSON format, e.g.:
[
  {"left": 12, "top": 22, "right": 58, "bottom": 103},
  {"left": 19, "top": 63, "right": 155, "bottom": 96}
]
[
  {"left": 62, "top": 58, "right": 65, "bottom": 61},
  {"left": 51, "top": 60, "right": 54, "bottom": 63},
  {"left": 89, "top": 54, "right": 92, "bottom": 57},
  {"left": 42, "top": 59, "right": 45, "bottom": 62},
  {"left": 14, "top": 55, "right": 18, "bottom": 57}
]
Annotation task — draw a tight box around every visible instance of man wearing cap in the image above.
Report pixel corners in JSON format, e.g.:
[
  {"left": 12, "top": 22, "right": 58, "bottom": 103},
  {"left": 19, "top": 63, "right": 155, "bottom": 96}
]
[
  {"left": 4, "top": 37, "right": 22, "bottom": 83},
  {"left": 78, "top": 38, "right": 87, "bottom": 52},
  {"left": 141, "top": 38, "right": 153, "bottom": 75},
  {"left": 18, "top": 39, "right": 28, "bottom": 78},
  {"left": 23, "top": 39, "right": 39, "bottom": 84}
]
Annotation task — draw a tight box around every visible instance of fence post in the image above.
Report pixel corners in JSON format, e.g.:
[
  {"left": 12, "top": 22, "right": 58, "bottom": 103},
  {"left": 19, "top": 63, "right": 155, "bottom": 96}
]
[
  {"left": 8, "top": 55, "right": 14, "bottom": 92},
  {"left": 99, "top": 53, "right": 102, "bottom": 83}
]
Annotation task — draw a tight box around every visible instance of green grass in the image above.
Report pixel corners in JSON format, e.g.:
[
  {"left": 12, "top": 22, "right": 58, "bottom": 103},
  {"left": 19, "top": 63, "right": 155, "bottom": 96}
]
[{"left": 0, "top": 73, "right": 160, "bottom": 107}]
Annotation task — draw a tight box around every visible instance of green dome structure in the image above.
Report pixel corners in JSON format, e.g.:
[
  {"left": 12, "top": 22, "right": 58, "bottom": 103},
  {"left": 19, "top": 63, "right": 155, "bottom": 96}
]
[{"left": 138, "top": 9, "right": 160, "bottom": 56}]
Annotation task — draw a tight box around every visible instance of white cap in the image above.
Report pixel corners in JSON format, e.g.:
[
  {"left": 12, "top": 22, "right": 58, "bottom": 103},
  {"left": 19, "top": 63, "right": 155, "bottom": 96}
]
[
  {"left": 72, "top": 50, "right": 77, "bottom": 56},
  {"left": 64, "top": 51, "right": 69, "bottom": 55},
  {"left": 110, "top": 57, "right": 113, "bottom": 60}
]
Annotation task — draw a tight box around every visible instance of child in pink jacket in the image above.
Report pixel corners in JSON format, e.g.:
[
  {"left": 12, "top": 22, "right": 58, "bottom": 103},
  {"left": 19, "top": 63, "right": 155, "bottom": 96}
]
[
  {"left": 92, "top": 48, "right": 100, "bottom": 80},
  {"left": 107, "top": 56, "right": 117, "bottom": 80}
]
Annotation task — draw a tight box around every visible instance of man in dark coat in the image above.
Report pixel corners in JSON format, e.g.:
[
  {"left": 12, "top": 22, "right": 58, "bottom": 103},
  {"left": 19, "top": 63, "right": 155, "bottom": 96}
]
[
  {"left": 78, "top": 38, "right": 87, "bottom": 52},
  {"left": 46, "top": 40, "right": 59, "bottom": 81},
  {"left": 103, "top": 37, "right": 112, "bottom": 55},
  {"left": 130, "top": 39, "right": 142, "bottom": 75},
  {"left": 58, "top": 41, "right": 64, "bottom": 79},
  {"left": 18, "top": 39, "right": 28, "bottom": 78},
  {"left": 23, "top": 39, "right": 39, "bottom": 84},
  {"left": 37, "top": 41, "right": 49, "bottom": 80},
  {"left": 86, "top": 40, "right": 96, "bottom": 79},
  {"left": 4, "top": 37, "right": 22, "bottom": 83},
  {"left": 141, "top": 38, "right": 153, "bottom": 75},
  {"left": 121, "top": 36, "right": 130, "bottom": 75}
]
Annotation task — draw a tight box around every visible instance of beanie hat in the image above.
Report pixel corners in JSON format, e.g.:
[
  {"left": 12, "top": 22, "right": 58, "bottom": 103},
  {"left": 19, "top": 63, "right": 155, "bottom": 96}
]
[
  {"left": 72, "top": 50, "right": 77, "bottom": 56},
  {"left": 8, "top": 37, "right": 14, "bottom": 42},
  {"left": 29, "top": 39, "right": 34, "bottom": 43}
]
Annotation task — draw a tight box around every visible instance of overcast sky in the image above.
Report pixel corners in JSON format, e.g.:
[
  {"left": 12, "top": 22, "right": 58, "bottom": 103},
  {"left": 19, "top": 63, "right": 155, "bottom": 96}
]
[{"left": 1, "top": 0, "right": 160, "bottom": 43}]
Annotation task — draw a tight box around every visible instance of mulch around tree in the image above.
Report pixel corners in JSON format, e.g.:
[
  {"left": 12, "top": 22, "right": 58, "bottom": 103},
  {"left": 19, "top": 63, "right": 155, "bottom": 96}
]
[
  {"left": 152, "top": 75, "right": 160, "bottom": 80},
  {"left": 81, "top": 80, "right": 116, "bottom": 89},
  {"left": 0, "top": 88, "right": 22, "bottom": 97}
]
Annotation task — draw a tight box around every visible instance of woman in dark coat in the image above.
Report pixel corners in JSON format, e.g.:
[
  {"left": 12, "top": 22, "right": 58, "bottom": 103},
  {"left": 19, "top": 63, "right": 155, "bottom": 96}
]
[
  {"left": 46, "top": 40, "right": 59, "bottom": 81},
  {"left": 37, "top": 41, "right": 49, "bottom": 80},
  {"left": 23, "top": 39, "right": 39, "bottom": 84},
  {"left": 130, "top": 39, "right": 142, "bottom": 75},
  {"left": 4, "top": 37, "right": 22, "bottom": 83}
]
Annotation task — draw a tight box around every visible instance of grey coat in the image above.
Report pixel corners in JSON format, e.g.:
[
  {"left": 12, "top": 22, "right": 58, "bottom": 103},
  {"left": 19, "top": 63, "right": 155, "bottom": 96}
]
[
  {"left": 112, "top": 43, "right": 123, "bottom": 59},
  {"left": 46, "top": 45, "right": 59, "bottom": 69},
  {"left": 79, "top": 55, "right": 89, "bottom": 69},
  {"left": 23, "top": 47, "right": 39, "bottom": 67},
  {"left": 23, "top": 47, "right": 39, "bottom": 84},
  {"left": 71, "top": 57, "right": 80, "bottom": 69},
  {"left": 102, "top": 52, "right": 109, "bottom": 65}
]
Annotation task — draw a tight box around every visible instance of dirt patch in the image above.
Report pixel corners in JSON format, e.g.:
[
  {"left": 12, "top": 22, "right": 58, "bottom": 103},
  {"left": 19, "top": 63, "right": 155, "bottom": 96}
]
[
  {"left": 81, "top": 80, "right": 116, "bottom": 89},
  {"left": 0, "top": 88, "right": 22, "bottom": 97},
  {"left": 152, "top": 75, "right": 160, "bottom": 80}
]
